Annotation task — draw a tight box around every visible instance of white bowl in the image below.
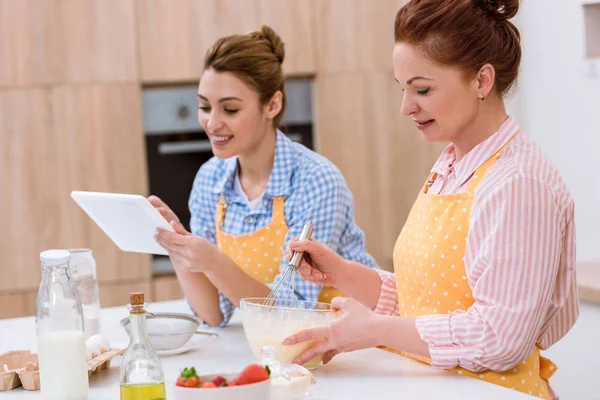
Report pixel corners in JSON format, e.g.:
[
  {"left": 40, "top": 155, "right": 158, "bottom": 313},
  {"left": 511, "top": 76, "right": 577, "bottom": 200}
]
[{"left": 173, "top": 372, "right": 271, "bottom": 400}]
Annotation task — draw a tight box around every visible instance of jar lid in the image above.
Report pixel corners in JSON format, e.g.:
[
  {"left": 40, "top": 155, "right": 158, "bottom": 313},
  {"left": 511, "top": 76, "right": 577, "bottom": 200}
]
[{"left": 40, "top": 249, "right": 71, "bottom": 265}]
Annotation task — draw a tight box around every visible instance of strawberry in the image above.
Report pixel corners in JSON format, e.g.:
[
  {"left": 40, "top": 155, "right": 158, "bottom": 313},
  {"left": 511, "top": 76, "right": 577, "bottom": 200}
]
[
  {"left": 235, "top": 364, "right": 271, "bottom": 385},
  {"left": 176, "top": 367, "right": 201, "bottom": 388},
  {"left": 201, "top": 381, "right": 217, "bottom": 388},
  {"left": 226, "top": 380, "right": 237, "bottom": 387},
  {"left": 212, "top": 375, "right": 227, "bottom": 387}
]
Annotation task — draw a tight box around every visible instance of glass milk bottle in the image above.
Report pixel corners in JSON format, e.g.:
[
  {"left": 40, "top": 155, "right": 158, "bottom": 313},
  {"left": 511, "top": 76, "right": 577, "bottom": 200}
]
[
  {"left": 68, "top": 248, "right": 102, "bottom": 339},
  {"left": 36, "top": 250, "right": 89, "bottom": 400},
  {"left": 120, "top": 292, "right": 166, "bottom": 400}
]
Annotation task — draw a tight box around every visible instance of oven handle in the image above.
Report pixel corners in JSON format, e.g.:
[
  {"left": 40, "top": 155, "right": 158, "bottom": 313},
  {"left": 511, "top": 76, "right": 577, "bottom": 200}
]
[
  {"left": 157, "top": 133, "right": 303, "bottom": 155},
  {"left": 158, "top": 140, "right": 213, "bottom": 155}
]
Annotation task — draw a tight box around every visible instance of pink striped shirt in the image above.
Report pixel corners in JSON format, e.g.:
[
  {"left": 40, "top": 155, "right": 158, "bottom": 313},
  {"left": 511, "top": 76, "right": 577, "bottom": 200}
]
[{"left": 375, "top": 116, "right": 579, "bottom": 373}]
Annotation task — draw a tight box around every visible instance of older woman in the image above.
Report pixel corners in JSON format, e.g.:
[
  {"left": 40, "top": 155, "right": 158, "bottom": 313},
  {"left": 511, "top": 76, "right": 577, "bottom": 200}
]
[{"left": 283, "top": 1, "right": 578, "bottom": 398}]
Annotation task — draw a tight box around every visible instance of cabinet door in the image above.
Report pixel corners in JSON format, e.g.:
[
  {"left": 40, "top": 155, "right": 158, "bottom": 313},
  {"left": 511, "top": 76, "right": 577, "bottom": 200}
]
[
  {"left": 314, "top": 72, "right": 443, "bottom": 269},
  {"left": 313, "top": 0, "right": 404, "bottom": 73},
  {"left": 136, "top": 0, "right": 315, "bottom": 83},
  {"left": 0, "top": 0, "right": 137, "bottom": 87},
  {"left": 0, "top": 89, "right": 55, "bottom": 291},
  {"left": 99, "top": 280, "right": 152, "bottom": 308},
  {"left": 52, "top": 84, "right": 151, "bottom": 284},
  {"left": 256, "top": 0, "right": 315, "bottom": 75},
  {"left": 0, "top": 291, "right": 38, "bottom": 319},
  {"left": 153, "top": 274, "right": 184, "bottom": 302}
]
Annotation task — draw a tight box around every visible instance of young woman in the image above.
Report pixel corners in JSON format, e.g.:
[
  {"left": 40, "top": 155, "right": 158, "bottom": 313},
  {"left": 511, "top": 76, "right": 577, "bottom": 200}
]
[
  {"left": 151, "top": 25, "right": 378, "bottom": 328},
  {"left": 283, "top": 1, "right": 578, "bottom": 398}
]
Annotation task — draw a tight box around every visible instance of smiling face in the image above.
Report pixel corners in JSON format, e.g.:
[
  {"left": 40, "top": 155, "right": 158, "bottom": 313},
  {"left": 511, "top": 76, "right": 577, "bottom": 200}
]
[
  {"left": 392, "top": 42, "right": 484, "bottom": 143},
  {"left": 197, "top": 68, "right": 281, "bottom": 159}
]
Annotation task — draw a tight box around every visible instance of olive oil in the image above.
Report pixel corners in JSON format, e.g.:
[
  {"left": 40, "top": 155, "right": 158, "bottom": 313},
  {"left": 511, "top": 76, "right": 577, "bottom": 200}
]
[
  {"left": 120, "top": 382, "right": 166, "bottom": 400},
  {"left": 119, "top": 293, "right": 166, "bottom": 400}
]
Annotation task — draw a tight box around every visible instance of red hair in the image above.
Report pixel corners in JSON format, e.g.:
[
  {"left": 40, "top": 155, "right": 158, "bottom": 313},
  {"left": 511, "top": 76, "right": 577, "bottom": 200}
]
[{"left": 395, "top": 0, "right": 521, "bottom": 96}]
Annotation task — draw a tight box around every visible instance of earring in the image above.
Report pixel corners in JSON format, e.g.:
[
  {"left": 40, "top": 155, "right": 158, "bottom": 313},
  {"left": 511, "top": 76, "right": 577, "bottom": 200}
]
[{"left": 479, "top": 94, "right": 485, "bottom": 101}]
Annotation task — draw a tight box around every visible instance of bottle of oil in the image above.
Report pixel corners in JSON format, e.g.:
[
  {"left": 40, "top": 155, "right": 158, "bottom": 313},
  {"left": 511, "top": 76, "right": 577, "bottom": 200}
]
[{"left": 119, "top": 292, "right": 166, "bottom": 400}]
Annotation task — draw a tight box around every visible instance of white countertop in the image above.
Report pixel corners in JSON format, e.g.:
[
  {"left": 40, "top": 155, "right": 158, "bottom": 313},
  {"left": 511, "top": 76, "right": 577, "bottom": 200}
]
[{"left": 1, "top": 299, "right": 598, "bottom": 399}]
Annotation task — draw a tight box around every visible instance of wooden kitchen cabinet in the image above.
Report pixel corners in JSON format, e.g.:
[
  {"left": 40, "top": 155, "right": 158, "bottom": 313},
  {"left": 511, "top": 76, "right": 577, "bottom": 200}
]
[
  {"left": 99, "top": 280, "right": 152, "bottom": 308},
  {"left": 312, "top": 0, "right": 405, "bottom": 73},
  {"left": 136, "top": 0, "right": 315, "bottom": 83},
  {"left": 0, "top": 0, "right": 137, "bottom": 87},
  {"left": 0, "top": 85, "right": 150, "bottom": 293},
  {"left": 153, "top": 274, "right": 184, "bottom": 302},
  {"left": 51, "top": 84, "right": 151, "bottom": 284},
  {"left": 0, "top": 89, "right": 55, "bottom": 292},
  {"left": 314, "top": 71, "right": 444, "bottom": 269},
  {"left": 0, "top": 291, "right": 38, "bottom": 319}
]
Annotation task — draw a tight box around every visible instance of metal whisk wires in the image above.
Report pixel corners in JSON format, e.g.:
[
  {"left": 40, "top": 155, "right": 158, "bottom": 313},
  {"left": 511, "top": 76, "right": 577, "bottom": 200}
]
[{"left": 263, "top": 221, "right": 314, "bottom": 307}]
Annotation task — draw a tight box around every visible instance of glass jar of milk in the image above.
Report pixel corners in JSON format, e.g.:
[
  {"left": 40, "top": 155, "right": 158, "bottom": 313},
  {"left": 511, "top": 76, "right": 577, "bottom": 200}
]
[
  {"left": 36, "top": 250, "right": 89, "bottom": 400},
  {"left": 68, "top": 248, "right": 102, "bottom": 339}
]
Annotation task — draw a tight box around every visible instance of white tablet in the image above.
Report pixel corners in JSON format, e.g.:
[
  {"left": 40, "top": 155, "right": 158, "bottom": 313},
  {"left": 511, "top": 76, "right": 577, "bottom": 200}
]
[{"left": 70, "top": 191, "right": 175, "bottom": 255}]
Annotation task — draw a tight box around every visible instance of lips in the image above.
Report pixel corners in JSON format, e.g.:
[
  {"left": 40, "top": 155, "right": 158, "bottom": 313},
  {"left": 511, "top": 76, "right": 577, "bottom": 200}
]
[
  {"left": 414, "top": 119, "right": 434, "bottom": 130},
  {"left": 210, "top": 135, "right": 233, "bottom": 147}
]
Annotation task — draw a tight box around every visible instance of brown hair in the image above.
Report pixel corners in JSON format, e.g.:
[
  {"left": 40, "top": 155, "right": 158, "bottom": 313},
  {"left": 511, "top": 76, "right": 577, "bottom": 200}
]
[
  {"left": 203, "top": 25, "right": 286, "bottom": 127},
  {"left": 395, "top": 0, "right": 521, "bottom": 96}
]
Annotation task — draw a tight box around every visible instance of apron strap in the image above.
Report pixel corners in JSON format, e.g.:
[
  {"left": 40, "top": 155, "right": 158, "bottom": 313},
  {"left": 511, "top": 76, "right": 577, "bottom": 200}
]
[
  {"left": 424, "top": 132, "right": 519, "bottom": 195},
  {"left": 463, "top": 138, "right": 513, "bottom": 194},
  {"left": 271, "top": 196, "right": 285, "bottom": 224},
  {"left": 215, "top": 195, "right": 227, "bottom": 231}
]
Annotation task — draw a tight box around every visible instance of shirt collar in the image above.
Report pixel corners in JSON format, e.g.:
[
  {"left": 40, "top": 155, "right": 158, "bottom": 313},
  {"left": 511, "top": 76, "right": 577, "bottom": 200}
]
[
  {"left": 431, "top": 116, "right": 520, "bottom": 187},
  {"left": 211, "top": 130, "right": 294, "bottom": 197}
]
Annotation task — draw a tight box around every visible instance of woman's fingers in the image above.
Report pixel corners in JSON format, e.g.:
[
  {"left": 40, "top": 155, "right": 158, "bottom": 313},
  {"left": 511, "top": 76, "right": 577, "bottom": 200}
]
[
  {"left": 323, "top": 349, "right": 340, "bottom": 365},
  {"left": 292, "top": 340, "right": 333, "bottom": 366},
  {"left": 298, "top": 260, "right": 325, "bottom": 280}
]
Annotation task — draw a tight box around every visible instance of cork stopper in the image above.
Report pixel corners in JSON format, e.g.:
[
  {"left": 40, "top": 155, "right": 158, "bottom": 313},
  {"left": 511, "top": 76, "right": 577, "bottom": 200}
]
[{"left": 130, "top": 292, "right": 145, "bottom": 306}]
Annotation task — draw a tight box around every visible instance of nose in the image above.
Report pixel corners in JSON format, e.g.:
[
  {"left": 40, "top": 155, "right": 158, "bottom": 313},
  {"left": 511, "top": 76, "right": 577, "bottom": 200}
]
[
  {"left": 206, "top": 111, "right": 223, "bottom": 132},
  {"left": 400, "top": 92, "right": 419, "bottom": 116}
]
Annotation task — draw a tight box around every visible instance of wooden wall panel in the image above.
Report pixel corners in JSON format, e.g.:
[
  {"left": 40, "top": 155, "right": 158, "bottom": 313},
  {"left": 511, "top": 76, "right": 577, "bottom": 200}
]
[
  {"left": 0, "top": 0, "right": 137, "bottom": 87},
  {"left": 313, "top": 0, "right": 404, "bottom": 73},
  {"left": 0, "top": 291, "right": 38, "bottom": 319},
  {"left": 136, "top": 0, "right": 315, "bottom": 83},
  {"left": 153, "top": 275, "right": 184, "bottom": 302},
  {"left": 0, "top": 89, "right": 56, "bottom": 291},
  {"left": 314, "top": 72, "right": 444, "bottom": 269},
  {"left": 52, "top": 84, "right": 151, "bottom": 284},
  {"left": 99, "top": 280, "right": 152, "bottom": 308}
]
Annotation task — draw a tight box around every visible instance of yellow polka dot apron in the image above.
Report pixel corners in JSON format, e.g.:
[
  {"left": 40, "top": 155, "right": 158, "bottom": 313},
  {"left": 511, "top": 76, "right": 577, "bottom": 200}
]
[
  {"left": 215, "top": 195, "right": 343, "bottom": 303},
  {"left": 387, "top": 141, "right": 557, "bottom": 398}
]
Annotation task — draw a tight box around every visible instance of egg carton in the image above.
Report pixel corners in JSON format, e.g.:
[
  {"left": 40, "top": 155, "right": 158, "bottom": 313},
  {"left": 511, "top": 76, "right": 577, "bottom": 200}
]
[{"left": 0, "top": 348, "right": 125, "bottom": 391}]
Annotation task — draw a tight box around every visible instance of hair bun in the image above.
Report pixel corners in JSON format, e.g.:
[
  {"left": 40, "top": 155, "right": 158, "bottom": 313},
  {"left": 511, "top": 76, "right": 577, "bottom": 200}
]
[
  {"left": 475, "top": 0, "right": 519, "bottom": 21},
  {"left": 255, "top": 25, "right": 285, "bottom": 64}
]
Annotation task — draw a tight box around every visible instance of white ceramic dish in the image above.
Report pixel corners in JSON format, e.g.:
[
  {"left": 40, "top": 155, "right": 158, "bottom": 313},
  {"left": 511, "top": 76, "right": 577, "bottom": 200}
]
[{"left": 173, "top": 372, "right": 271, "bottom": 400}]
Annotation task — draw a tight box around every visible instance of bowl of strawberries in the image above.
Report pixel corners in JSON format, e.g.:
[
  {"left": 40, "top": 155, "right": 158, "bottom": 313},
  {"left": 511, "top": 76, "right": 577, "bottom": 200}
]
[{"left": 174, "top": 364, "right": 271, "bottom": 400}]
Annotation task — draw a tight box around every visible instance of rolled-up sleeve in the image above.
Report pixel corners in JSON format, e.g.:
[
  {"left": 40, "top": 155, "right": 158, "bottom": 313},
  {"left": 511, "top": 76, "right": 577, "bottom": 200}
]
[
  {"left": 416, "top": 176, "right": 566, "bottom": 372},
  {"left": 374, "top": 270, "right": 400, "bottom": 316}
]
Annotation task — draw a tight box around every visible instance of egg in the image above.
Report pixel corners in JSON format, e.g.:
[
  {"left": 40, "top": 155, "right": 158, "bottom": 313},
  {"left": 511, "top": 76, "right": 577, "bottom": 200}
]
[{"left": 86, "top": 334, "right": 110, "bottom": 359}]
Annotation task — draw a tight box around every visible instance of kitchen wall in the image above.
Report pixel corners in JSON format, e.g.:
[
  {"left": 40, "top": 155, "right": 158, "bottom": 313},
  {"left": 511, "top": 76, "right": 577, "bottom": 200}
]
[{"left": 513, "top": 0, "right": 600, "bottom": 262}]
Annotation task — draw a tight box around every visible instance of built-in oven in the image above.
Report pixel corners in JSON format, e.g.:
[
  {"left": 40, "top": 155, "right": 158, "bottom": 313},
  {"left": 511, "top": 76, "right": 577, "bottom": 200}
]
[{"left": 142, "top": 79, "right": 314, "bottom": 274}]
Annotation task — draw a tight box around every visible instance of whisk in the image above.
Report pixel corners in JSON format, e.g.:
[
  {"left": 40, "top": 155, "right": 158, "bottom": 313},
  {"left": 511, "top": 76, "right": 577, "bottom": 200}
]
[{"left": 263, "top": 221, "right": 314, "bottom": 307}]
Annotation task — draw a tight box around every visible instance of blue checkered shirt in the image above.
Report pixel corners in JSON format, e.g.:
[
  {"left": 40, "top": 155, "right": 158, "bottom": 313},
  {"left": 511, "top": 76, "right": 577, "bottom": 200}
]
[{"left": 188, "top": 130, "right": 379, "bottom": 327}]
